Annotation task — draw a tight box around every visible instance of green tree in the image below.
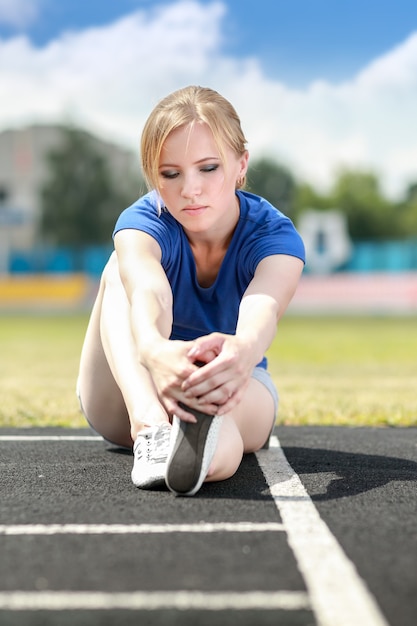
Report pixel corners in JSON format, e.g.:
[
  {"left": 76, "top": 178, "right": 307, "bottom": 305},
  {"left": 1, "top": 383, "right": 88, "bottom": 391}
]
[
  {"left": 329, "top": 170, "right": 402, "bottom": 240},
  {"left": 396, "top": 182, "right": 417, "bottom": 237},
  {"left": 294, "top": 170, "right": 400, "bottom": 241},
  {"left": 247, "top": 158, "right": 296, "bottom": 217},
  {"left": 293, "top": 181, "right": 335, "bottom": 217},
  {"left": 40, "top": 126, "right": 140, "bottom": 246}
]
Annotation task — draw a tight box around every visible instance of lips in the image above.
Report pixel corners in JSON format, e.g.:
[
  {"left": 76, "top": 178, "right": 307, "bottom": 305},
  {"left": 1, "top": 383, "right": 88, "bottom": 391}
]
[{"left": 183, "top": 205, "right": 207, "bottom": 214}]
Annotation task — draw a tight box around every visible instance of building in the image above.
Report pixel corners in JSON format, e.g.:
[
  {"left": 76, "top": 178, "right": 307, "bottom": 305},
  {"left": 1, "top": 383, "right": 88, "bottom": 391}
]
[{"left": 0, "top": 124, "right": 139, "bottom": 271}]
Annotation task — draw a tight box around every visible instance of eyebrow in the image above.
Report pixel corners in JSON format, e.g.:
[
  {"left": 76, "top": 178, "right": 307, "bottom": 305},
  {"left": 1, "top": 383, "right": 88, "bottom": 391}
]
[{"left": 159, "top": 156, "right": 221, "bottom": 168}]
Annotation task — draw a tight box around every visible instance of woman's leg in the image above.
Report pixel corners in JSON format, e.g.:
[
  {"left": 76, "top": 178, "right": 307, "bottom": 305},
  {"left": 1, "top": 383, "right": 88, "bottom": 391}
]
[
  {"left": 77, "top": 253, "right": 169, "bottom": 448},
  {"left": 206, "top": 376, "right": 276, "bottom": 482}
]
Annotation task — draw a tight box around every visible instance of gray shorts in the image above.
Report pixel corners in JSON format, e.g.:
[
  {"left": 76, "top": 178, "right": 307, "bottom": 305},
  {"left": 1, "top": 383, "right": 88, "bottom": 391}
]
[{"left": 251, "top": 366, "right": 279, "bottom": 416}]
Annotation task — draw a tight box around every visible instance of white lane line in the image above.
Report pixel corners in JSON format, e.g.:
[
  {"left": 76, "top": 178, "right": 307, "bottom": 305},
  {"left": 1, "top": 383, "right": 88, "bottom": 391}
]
[
  {"left": 256, "top": 436, "right": 390, "bottom": 626},
  {"left": 0, "top": 522, "right": 284, "bottom": 535},
  {"left": 0, "top": 436, "right": 102, "bottom": 441},
  {"left": 0, "top": 590, "right": 310, "bottom": 612}
]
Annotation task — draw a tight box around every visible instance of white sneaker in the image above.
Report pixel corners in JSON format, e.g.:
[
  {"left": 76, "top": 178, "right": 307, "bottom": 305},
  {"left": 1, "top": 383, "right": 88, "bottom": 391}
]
[{"left": 131, "top": 423, "right": 171, "bottom": 489}]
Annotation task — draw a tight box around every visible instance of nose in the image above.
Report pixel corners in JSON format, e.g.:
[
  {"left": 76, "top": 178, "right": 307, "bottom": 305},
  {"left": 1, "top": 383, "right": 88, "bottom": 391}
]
[{"left": 180, "top": 172, "right": 201, "bottom": 201}]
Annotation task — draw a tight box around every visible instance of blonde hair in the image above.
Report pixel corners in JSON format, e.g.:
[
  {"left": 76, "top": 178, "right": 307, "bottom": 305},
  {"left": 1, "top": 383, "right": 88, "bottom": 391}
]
[{"left": 140, "top": 86, "right": 247, "bottom": 194}]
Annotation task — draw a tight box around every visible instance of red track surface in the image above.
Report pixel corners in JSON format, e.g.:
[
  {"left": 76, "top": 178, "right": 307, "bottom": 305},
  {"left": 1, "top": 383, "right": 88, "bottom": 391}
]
[{"left": 289, "top": 272, "right": 417, "bottom": 314}]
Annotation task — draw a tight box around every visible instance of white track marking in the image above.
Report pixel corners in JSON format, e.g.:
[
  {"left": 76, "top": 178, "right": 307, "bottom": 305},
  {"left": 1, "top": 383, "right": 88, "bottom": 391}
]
[
  {"left": 0, "top": 590, "right": 310, "bottom": 612},
  {"left": 256, "top": 436, "right": 390, "bottom": 626},
  {"left": 0, "top": 436, "right": 102, "bottom": 441},
  {"left": 0, "top": 522, "right": 284, "bottom": 535}
]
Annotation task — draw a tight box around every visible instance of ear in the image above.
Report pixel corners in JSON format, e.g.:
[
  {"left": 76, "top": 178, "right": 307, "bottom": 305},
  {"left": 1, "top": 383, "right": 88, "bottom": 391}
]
[{"left": 239, "top": 150, "right": 249, "bottom": 177}]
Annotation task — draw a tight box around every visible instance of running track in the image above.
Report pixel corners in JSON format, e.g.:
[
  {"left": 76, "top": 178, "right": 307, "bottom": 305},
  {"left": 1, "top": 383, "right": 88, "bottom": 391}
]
[{"left": 0, "top": 426, "right": 416, "bottom": 626}]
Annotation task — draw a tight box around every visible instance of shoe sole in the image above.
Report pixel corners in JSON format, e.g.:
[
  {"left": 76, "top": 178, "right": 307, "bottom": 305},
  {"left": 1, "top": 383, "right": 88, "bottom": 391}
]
[
  {"left": 131, "top": 468, "right": 166, "bottom": 489},
  {"left": 165, "top": 404, "right": 222, "bottom": 496}
]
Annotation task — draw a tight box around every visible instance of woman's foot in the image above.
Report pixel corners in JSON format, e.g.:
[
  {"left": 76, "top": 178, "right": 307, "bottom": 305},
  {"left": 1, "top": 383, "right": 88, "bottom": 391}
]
[
  {"left": 165, "top": 405, "right": 223, "bottom": 496},
  {"left": 131, "top": 423, "right": 171, "bottom": 488}
]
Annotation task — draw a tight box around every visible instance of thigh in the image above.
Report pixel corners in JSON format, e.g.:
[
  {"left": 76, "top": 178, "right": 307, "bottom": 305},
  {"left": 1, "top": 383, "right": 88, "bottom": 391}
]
[{"left": 77, "top": 273, "right": 131, "bottom": 446}]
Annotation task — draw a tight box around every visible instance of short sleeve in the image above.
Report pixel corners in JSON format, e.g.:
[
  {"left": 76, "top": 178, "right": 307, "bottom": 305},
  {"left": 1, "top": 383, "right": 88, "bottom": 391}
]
[
  {"left": 113, "top": 192, "right": 177, "bottom": 268},
  {"left": 237, "top": 192, "right": 305, "bottom": 277}
]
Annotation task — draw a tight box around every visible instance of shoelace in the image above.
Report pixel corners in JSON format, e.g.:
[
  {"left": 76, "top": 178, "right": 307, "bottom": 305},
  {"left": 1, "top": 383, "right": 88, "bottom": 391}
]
[
  {"left": 152, "top": 426, "right": 171, "bottom": 463},
  {"left": 136, "top": 426, "right": 170, "bottom": 465}
]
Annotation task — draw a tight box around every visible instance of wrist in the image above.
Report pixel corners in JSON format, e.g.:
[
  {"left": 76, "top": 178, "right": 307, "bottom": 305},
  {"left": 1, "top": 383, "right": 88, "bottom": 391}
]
[
  {"left": 139, "top": 335, "right": 169, "bottom": 369},
  {"left": 235, "top": 332, "right": 264, "bottom": 369}
]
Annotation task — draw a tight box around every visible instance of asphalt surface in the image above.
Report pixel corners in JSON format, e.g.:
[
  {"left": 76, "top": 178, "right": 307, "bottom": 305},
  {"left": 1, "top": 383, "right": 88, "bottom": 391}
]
[{"left": 0, "top": 426, "right": 416, "bottom": 626}]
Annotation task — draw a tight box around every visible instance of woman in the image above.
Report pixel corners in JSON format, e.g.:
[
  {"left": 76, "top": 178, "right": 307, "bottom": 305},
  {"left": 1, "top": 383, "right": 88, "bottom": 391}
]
[{"left": 77, "top": 85, "right": 305, "bottom": 497}]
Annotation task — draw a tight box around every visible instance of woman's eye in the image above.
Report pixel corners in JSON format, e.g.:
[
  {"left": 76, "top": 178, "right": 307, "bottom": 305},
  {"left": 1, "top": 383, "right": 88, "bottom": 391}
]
[
  {"left": 160, "top": 171, "right": 179, "bottom": 179},
  {"left": 201, "top": 164, "right": 219, "bottom": 173}
]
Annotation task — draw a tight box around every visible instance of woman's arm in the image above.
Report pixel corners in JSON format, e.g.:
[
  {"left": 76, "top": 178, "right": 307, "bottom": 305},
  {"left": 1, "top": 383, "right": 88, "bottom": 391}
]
[
  {"left": 114, "top": 229, "right": 173, "bottom": 349},
  {"left": 182, "top": 254, "right": 304, "bottom": 413},
  {"left": 235, "top": 253, "right": 304, "bottom": 362},
  {"left": 114, "top": 229, "right": 218, "bottom": 420}
]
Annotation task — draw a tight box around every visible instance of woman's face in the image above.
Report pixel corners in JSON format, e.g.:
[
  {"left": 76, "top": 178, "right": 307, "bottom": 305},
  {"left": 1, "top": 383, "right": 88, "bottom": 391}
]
[{"left": 158, "top": 122, "right": 248, "bottom": 236}]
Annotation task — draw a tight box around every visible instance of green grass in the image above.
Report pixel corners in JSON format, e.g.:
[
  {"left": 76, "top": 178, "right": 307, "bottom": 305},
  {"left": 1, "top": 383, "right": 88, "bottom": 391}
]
[
  {"left": 1, "top": 314, "right": 416, "bottom": 428},
  {"left": 267, "top": 316, "right": 417, "bottom": 427},
  {"left": 0, "top": 315, "right": 88, "bottom": 428}
]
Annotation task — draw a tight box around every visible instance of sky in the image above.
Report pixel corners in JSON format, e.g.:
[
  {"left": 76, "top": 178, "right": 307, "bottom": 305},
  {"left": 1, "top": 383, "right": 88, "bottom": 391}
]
[{"left": 1, "top": 0, "right": 417, "bottom": 198}]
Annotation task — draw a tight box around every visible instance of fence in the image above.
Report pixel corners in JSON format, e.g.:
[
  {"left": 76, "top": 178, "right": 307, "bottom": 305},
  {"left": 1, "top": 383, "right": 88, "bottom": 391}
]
[{"left": 4, "top": 240, "right": 417, "bottom": 276}]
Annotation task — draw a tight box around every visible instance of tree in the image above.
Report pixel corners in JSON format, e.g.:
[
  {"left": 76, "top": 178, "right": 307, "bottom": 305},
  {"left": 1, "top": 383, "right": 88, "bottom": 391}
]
[
  {"left": 247, "top": 158, "right": 296, "bottom": 217},
  {"left": 396, "top": 182, "right": 417, "bottom": 237},
  {"left": 329, "top": 170, "right": 401, "bottom": 241},
  {"left": 293, "top": 182, "right": 335, "bottom": 216},
  {"left": 40, "top": 126, "right": 140, "bottom": 246}
]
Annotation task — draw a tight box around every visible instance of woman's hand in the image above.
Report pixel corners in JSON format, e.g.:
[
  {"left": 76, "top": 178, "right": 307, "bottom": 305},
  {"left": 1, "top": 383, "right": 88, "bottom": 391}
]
[
  {"left": 181, "top": 333, "right": 254, "bottom": 415},
  {"left": 142, "top": 338, "right": 221, "bottom": 422}
]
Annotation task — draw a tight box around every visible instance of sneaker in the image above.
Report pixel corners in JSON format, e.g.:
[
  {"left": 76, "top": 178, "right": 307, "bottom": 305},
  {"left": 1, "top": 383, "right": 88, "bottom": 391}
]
[
  {"left": 165, "top": 404, "right": 223, "bottom": 497},
  {"left": 131, "top": 423, "right": 171, "bottom": 489}
]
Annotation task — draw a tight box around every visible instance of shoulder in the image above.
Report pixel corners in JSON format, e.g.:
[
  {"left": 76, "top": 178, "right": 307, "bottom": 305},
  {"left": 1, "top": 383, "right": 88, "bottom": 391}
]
[
  {"left": 237, "top": 190, "right": 289, "bottom": 223},
  {"left": 237, "top": 190, "right": 297, "bottom": 232},
  {"left": 113, "top": 192, "right": 182, "bottom": 264},
  {"left": 114, "top": 191, "right": 160, "bottom": 229},
  {"left": 236, "top": 190, "right": 305, "bottom": 264},
  {"left": 113, "top": 191, "right": 180, "bottom": 235}
]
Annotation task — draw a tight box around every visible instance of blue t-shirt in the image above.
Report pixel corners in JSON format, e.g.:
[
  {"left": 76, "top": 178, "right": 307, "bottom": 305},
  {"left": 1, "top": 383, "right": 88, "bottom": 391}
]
[{"left": 113, "top": 190, "right": 305, "bottom": 368}]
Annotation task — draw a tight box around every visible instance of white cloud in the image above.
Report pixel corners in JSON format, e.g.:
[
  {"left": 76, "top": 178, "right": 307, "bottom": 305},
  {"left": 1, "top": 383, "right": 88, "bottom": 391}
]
[
  {"left": 1, "top": 0, "right": 417, "bottom": 198},
  {"left": 0, "top": 0, "right": 40, "bottom": 28}
]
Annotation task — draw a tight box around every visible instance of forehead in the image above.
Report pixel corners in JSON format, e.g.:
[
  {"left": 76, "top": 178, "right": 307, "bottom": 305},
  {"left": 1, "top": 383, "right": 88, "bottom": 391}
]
[
  {"left": 162, "top": 122, "right": 216, "bottom": 152},
  {"left": 159, "top": 121, "right": 235, "bottom": 168}
]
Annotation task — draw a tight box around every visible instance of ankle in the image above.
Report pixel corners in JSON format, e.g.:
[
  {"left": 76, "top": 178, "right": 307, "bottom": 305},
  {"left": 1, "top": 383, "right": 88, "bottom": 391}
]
[
  {"left": 130, "top": 402, "right": 170, "bottom": 439},
  {"left": 131, "top": 419, "right": 170, "bottom": 441}
]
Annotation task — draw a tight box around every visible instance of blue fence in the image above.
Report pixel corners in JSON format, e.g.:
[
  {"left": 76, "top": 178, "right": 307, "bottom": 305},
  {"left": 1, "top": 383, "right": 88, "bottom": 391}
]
[
  {"left": 344, "top": 240, "right": 417, "bottom": 272},
  {"left": 6, "top": 240, "right": 417, "bottom": 276},
  {"left": 8, "top": 246, "right": 113, "bottom": 277}
]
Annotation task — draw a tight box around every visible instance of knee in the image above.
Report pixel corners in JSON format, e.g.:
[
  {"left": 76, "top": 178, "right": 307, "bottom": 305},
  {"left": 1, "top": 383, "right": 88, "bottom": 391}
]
[
  {"left": 101, "top": 251, "right": 121, "bottom": 287},
  {"left": 207, "top": 452, "right": 242, "bottom": 482}
]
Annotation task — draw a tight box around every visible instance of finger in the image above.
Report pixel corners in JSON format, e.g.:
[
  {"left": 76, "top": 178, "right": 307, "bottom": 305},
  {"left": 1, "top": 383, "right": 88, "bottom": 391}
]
[
  {"left": 188, "top": 334, "right": 222, "bottom": 358},
  {"left": 215, "top": 391, "right": 242, "bottom": 416},
  {"left": 174, "top": 399, "right": 220, "bottom": 421},
  {"left": 182, "top": 364, "right": 230, "bottom": 394},
  {"left": 194, "top": 384, "right": 234, "bottom": 407},
  {"left": 211, "top": 376, "right": 251, "bottom": 415},
  {"left": 171, "top": 402, "right": 198, "bottom": 423}
]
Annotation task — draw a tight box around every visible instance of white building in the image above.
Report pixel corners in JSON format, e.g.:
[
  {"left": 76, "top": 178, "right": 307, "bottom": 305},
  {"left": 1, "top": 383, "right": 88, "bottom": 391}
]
[{"left": 0, "top": 124, "right": 138, "bottom": 260}]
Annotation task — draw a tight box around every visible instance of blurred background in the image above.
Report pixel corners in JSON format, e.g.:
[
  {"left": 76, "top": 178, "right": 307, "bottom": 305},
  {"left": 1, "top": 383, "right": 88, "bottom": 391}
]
[{"left": 1, "top": 0, "right": 417, "bottom": 314}]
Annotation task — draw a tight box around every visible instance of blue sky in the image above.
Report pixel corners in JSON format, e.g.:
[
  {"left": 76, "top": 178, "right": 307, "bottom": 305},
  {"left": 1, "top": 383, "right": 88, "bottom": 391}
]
[
  {"left": 1, "top": 0, "right": 417, "bottom": 85},
  {"left": 1, "top": 0, "right": 417, "bottom": 197}
]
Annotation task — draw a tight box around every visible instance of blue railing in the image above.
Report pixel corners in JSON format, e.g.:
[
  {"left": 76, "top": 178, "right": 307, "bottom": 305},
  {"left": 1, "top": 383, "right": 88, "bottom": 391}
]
[
  {"left": 8, "top": 245, "right": 113, "bottom": 276},
  {"left": 6, "top": 239, "right": 417, "bottom": 276}
]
